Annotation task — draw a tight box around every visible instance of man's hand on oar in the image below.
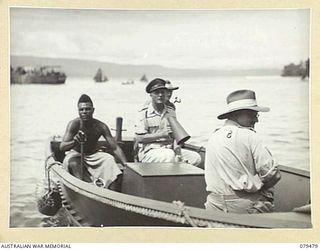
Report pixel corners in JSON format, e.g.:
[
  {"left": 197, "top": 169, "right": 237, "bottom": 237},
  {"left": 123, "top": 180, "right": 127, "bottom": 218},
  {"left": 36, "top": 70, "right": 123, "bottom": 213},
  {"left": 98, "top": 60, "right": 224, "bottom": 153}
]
[{"left": 74, "top": 130, "right": 87, "bottom": 143}]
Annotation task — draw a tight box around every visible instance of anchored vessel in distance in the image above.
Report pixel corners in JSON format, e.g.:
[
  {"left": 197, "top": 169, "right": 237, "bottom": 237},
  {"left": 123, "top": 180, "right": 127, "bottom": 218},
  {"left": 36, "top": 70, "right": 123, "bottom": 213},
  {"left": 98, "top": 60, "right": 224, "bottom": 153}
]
[
  {"left": 11, "top": 65, "right": 67, "bottom": 84},
  {"left": 140, "top": 74, "right": 148, "bottom": 82},
  {"left": 93, "top": 68, "right": 108, "bottom": 82}
]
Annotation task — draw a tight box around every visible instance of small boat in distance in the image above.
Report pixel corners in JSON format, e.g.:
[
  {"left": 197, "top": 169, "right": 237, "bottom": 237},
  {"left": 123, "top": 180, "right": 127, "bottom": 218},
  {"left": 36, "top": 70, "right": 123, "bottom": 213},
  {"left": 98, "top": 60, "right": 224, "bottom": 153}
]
[
  {"left": 10, "top": 65, "right": 66, "bottom": 84},
  {"left": 93, "top": 68, "right": 108, "bottom": 82},
  {"left": 122, "top": 79, "right": 134, "bottom": 85},
  {"left": 140, "top": 74, "right": 148, "bottom": 82}
]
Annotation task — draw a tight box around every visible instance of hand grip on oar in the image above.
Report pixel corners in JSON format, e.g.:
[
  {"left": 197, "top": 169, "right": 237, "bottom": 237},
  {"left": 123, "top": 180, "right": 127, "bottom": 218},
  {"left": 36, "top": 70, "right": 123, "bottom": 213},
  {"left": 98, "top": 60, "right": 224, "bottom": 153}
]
[
  {"left": 74, "top": 130, "right": 86, "bottom": 143},
  {"left": 80, "top": 136, "right": 85, "bottom": 180}
]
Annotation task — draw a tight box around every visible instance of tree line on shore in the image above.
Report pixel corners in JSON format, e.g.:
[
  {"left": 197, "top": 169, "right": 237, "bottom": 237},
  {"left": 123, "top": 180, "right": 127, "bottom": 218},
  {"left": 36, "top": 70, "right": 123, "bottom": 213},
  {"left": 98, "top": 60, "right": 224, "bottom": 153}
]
[{"left": 281, "top": 58, "right": 309, "bottom": 79}]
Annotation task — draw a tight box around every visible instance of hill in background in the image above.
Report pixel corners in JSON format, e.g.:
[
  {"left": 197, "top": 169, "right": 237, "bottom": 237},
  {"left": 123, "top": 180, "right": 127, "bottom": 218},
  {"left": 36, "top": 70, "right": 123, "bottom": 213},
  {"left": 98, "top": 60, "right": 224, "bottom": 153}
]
[{"left": 11, "top": 55, "right": 281, "bottom": 78}]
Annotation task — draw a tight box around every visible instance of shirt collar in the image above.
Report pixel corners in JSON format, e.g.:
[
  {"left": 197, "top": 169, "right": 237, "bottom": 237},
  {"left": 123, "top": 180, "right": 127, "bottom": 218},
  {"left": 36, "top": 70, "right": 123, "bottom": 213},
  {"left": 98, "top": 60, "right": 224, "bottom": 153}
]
[
  {"left": 225, "top": 119, "right": 241, "bottom": 127},
  {"left": 147, "top": 102, "right": 169, "bottom": 116},
  {"left": 224, "top": 119, "right": 256, "bottom": 132}
]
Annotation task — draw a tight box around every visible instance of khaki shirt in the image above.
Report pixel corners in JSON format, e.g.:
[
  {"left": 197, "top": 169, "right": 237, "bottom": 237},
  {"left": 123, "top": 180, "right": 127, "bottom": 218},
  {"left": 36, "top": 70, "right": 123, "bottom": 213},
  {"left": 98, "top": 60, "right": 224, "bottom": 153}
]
[
  {"left": 205, "top": 120, "right": 278, "bottom": 195},
  {"left": 134, "top": 103, "right": 176, "bottom": 154}
]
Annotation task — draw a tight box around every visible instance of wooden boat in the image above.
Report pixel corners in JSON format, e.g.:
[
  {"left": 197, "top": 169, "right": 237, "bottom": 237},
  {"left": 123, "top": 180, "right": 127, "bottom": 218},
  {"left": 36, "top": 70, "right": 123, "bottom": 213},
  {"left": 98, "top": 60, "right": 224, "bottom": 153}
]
[{"left": 45, "top": 119, "right": 311, "bottom": 228}]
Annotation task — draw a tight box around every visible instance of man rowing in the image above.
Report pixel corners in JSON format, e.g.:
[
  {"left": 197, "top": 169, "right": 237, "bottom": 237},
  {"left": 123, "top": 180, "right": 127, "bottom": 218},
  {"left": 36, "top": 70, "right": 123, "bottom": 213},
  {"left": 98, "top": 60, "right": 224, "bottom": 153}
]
[{"left": 59, "top": 94, "right": 127, "bottom": 189}]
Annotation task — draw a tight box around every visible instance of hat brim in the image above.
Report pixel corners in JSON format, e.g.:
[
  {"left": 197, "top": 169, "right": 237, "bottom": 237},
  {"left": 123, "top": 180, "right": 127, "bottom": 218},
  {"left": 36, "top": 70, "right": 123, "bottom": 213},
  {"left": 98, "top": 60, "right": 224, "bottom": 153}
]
[
  {"left": 148, "top": 86, "right": 168, "bottom": 93},
  {"left": 167, "top": 87, "right": 179, "bottom": 91},
  {"left": 217, "top": 106, "right": 270, "bottom": 120}
]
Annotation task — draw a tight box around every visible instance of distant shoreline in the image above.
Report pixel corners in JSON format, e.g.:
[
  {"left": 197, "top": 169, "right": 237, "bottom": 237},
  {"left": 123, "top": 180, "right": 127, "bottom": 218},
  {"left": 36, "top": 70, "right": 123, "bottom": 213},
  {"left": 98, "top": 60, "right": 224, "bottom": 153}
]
[{"left": 11, "top": 55, "right": 281, "bottom": 78}]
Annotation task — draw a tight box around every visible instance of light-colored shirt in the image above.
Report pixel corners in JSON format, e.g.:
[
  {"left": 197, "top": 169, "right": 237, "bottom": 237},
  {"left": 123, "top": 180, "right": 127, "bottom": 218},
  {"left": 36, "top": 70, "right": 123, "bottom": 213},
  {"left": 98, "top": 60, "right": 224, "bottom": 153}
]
[
  {"left": 134, "top": 103, "right": 176, "bottom": 154},
  {"left": 205, "top": 119, "right": 278, "bottom": 195}
]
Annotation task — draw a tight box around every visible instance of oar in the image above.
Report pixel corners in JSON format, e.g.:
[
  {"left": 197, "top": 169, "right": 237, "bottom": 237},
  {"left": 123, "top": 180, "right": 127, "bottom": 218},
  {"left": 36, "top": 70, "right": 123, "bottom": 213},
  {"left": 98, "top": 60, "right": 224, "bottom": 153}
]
[{"left": 79, "top": 119, "right": 84, "bottom": 180}]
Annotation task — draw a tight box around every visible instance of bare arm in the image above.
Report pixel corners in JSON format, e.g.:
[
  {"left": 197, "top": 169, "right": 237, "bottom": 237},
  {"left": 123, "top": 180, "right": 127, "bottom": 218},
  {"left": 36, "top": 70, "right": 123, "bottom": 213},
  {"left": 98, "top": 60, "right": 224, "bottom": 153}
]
[
  {"left": 59, "top": 120, "right": 78, "bottom": 151},
  {"left": 101, "top": 123, "right": 128, "bottom": 167}
]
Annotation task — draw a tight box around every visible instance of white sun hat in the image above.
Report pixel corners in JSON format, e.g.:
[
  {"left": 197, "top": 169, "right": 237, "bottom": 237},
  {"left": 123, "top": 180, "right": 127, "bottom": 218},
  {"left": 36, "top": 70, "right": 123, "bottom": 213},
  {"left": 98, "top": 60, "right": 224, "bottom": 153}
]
[{"left": 217, "top": 89, "right": 270, "bottom": 120}]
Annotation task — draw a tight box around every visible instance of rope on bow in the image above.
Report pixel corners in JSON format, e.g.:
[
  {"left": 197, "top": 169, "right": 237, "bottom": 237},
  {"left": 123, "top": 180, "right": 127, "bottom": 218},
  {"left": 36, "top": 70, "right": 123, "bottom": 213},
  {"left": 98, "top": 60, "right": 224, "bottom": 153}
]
[
  {"left": 173, "top": 200, "right": 198, "bottom": 227},
  {"left": 44, "top": 153, "right": 62, "bottom": 191}
]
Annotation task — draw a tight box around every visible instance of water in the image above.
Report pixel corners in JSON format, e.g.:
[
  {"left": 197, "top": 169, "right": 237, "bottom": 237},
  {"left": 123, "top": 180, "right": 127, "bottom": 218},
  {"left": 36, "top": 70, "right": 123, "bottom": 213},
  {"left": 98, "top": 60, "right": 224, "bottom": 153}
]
[{"left": 10, "top": 75, "right": 310, "bottom": 227}]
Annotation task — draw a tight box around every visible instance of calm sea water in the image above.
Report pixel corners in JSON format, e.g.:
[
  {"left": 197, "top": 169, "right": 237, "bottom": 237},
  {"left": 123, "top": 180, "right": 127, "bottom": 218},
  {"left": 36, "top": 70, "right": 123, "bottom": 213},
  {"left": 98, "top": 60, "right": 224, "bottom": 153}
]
[{"left": 10, "top": 75, "right": 310, "bottom": 227}]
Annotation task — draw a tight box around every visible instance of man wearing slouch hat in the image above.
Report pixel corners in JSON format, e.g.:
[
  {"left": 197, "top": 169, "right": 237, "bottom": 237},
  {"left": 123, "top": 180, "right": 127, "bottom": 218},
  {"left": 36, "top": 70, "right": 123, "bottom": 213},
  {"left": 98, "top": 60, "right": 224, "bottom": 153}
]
[
  {"left": 60, "top": 94, "right": 128, "bottom": 189},
  {"left": 205, "top": 89, "right": 281, "bottom": 214},
  {"left": 134, "top": 78, "right": 201, "bottom": 165}
]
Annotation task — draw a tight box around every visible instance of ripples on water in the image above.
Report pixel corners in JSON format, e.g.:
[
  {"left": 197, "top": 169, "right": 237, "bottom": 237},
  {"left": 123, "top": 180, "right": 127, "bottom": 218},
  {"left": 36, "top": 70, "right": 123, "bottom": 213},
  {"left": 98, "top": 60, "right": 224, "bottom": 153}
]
[{"left": 10, "top": 75, "right": 310, "bottom": 227}]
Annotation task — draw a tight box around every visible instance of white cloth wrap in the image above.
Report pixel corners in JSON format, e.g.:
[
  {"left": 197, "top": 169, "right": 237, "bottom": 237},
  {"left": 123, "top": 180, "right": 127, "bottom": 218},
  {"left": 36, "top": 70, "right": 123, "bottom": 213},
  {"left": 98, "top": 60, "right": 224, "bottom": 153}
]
[{"left": 63, "top": 150, "right": 122, "bottom": 183}]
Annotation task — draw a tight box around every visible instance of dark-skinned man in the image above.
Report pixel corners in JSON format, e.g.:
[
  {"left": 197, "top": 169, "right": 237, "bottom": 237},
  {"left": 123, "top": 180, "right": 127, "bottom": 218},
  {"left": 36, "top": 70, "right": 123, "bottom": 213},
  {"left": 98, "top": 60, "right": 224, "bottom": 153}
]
[{"left": 60, "top": 94, "right": 127, "bottom": 189}]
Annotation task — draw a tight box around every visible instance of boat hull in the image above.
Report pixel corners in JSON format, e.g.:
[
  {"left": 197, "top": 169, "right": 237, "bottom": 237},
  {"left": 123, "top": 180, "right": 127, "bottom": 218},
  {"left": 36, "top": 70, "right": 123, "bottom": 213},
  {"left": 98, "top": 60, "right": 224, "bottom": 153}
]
[
  {"left": 47, "top": 137, "right": 312, "bottom": 228},
  {"left": 52, "top": 164, "right": 311, "bottom": 228},
  {"left": 60, "top": 183, "right": 184, "bottom": 227}
]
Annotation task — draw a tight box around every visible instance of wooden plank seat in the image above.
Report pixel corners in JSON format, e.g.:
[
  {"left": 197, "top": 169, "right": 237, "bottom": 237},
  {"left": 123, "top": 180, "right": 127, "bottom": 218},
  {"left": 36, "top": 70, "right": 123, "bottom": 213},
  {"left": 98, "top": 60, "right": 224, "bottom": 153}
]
[{"left": 121, "top": 162, "right": 207, "bottom": 208}]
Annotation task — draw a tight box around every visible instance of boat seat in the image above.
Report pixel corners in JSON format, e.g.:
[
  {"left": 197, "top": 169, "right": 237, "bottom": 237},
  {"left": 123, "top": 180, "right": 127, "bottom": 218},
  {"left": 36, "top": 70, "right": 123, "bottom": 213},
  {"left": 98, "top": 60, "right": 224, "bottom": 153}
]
[{"left": 121, "top": 162, "right": 207, "bottom": 208}]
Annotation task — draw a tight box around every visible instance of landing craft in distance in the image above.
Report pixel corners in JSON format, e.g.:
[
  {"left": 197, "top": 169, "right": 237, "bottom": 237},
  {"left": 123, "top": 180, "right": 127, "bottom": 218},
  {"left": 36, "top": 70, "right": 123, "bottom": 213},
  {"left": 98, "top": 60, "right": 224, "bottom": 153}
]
[{"left": 10, "top": 65, "right": 66, "bottom": 84}]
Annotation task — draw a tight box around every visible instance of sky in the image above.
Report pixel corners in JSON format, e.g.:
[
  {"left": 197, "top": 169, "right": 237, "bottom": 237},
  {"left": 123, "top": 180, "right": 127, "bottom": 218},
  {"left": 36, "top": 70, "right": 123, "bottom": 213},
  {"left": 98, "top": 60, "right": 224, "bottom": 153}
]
[{"left": 10, "top": 8, "right": 310, "bottom": 70}]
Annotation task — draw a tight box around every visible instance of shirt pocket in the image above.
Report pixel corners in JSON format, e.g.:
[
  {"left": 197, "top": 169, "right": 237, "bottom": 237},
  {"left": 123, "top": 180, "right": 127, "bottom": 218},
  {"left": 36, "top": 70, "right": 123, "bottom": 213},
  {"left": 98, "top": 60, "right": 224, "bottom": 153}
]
[{"left": 146, "top": 115, "right": 160, "bottom": 129}]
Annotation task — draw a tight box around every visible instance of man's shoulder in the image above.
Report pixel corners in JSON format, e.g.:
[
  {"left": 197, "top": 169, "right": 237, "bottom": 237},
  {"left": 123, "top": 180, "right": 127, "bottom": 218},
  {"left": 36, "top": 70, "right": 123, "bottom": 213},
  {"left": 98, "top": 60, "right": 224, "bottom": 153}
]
[
  {"left": 230, "top": 125, "right": 257, "bottom": 138},
  {"left": 216, "top": 124, "right": 257, "bottom": 137},
  {"left": 138, "top": 106, "right": 148, "bottom": 112},
  {"left": 166, "top": 101, "right": 176, "bottom": 110},
  {"left": 240, "top": 126, "right": 257, "bottom": 134},
  {"left": 93, "top": 118, "right": 108, "bottom": 127},
  {"left": 137, "top": 106, "right": 149, "bottom": 119},
  {"left": 235, "top": 127, "right": 262, "bottom": 145},
  {"left": 67, "top": 118, "right": 80, "bottom": 126},
  {"left": 165, "top": 105, "right": 176, "bottom": 116}
]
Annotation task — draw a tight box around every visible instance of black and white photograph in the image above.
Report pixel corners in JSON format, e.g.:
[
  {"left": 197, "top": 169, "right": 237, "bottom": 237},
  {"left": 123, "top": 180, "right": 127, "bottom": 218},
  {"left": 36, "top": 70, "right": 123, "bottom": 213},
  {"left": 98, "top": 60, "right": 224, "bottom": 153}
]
[{"left": 8, "top": 7, "right": 311, "bottom": 232}]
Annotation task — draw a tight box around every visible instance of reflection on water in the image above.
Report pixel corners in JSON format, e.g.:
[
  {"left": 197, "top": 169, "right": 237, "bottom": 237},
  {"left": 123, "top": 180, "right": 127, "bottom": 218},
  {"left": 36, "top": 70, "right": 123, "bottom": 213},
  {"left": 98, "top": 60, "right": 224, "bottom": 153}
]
[{"left": 10, "top": 75, "right": 309, "bottom": 227}]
